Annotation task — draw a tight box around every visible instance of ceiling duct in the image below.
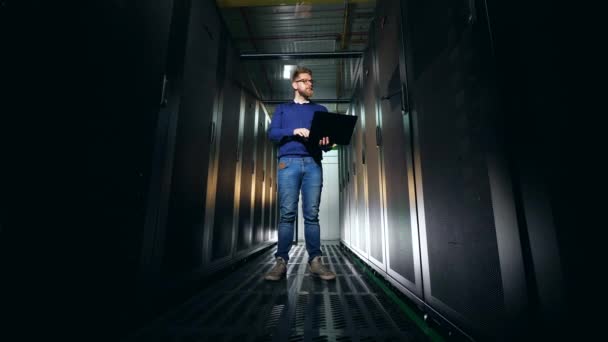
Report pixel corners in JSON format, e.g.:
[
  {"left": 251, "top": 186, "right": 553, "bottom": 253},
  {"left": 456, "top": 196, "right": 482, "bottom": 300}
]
[{"left": 294, "top": 40, "right": 336, "bottom": 65}]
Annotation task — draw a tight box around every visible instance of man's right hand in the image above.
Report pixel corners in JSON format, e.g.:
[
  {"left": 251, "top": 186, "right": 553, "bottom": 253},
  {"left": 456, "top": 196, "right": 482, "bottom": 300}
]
[{"left": 293, "top": 128, "right": 310, "bottom": 138}]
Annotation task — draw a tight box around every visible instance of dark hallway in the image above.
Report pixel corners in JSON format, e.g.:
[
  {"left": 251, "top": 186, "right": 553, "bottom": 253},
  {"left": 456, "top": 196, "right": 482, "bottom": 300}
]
[
  {"left": 126, "top": 243, "right": 433, "bottom": 342},
  {"left": 1, "top": 0, "right": 597, "bottom": 341}
]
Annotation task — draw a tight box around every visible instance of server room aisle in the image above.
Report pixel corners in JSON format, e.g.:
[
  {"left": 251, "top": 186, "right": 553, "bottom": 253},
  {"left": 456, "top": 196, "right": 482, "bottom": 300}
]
[{"left": 126, "top": 243, "right": 436, "bottom": 342}]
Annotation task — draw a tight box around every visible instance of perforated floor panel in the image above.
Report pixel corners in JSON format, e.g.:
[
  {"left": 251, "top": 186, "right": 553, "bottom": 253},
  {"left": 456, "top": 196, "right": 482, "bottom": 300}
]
[{"left": 126, "top": 243, "right": 430, "bottom": 342}]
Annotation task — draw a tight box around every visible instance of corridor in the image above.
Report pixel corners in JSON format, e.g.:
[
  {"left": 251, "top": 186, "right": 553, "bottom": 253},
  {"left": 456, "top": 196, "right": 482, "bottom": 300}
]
[
  {"left": 1, "top": 0, "right": 588, "bottom": 341},
  {"left": 127, "top": 243, "right": 435, "bottom": 342}
]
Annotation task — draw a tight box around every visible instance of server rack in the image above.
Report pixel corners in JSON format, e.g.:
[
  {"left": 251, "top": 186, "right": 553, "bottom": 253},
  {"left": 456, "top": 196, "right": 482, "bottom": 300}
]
[
  {"left": 362, "top": 43, "right": 386, "bottom": 269},
  {"left": 339, "top": 0, "right": 531, "bottom": 339},
  {"left": 162, "top": 0, "right": 223, "bottom": 277},
  {"left": 209, "top": 40, "right": 241, "bottom": 265},
  {"left": 236, "top": 95, "right": 257, "bottom": 253},
  {"left": 375, "top": 0, "right": 423, "bottom": 299},
  {"left": 134, "top": 0, "right": 278, "bottom": 324},
  {"left": 252, "top": 102, "right": 265, "bottom": 246}
]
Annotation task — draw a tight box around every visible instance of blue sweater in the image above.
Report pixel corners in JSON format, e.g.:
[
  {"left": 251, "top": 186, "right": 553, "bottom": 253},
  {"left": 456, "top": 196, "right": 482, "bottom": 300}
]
[{"left": 268, "top": 102, "right": 329, "bottom": 160}]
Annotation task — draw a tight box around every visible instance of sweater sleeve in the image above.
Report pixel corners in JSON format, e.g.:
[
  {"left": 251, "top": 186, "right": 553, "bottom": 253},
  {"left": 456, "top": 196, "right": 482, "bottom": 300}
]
[{"left": 268, "top": 104, "right": 293, "bottom": 142}]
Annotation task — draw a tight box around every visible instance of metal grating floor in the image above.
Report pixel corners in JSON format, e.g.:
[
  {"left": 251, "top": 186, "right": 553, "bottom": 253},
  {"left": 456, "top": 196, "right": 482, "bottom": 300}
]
[{"left": 126, "top": 243, "right": 430, "bottom": 342}]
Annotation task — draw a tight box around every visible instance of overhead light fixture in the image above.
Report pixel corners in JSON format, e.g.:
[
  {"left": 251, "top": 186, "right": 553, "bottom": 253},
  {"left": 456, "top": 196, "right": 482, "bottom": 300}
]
[{"left": 283, "top": 65, "right": 296, "bottom": 79}]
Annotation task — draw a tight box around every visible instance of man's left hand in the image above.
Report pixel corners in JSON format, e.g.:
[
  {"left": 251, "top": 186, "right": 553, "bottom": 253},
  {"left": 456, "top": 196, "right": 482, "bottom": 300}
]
[{"left": 319, "top": 136, "right": 332, "bottom": 148}]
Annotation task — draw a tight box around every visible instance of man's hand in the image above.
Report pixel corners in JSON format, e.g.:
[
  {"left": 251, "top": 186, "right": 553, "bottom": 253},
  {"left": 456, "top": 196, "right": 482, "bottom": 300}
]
[
  {"left": 293, "top": 128, "right": 310, "bottom": 138},
  {"left": 319, "top": 136, "right": 331, "bottom": 148}
]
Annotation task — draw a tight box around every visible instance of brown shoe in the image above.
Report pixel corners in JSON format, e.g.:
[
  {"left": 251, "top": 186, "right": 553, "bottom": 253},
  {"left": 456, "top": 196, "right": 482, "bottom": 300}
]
[
  {"left": 309, "top": 256, "right": 336, "bottom": 280},
  {"left": 265, "top": 257, "right": 287, "bottom": 281}
]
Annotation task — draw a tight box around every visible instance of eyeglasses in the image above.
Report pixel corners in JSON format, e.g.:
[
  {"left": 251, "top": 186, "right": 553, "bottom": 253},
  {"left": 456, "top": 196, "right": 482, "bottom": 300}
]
[{"left": 295, "top": 79, "right": 314, "bottom": 85}]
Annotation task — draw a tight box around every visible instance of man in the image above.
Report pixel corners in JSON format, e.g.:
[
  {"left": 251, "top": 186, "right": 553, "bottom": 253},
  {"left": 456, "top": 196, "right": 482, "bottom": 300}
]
[{"left": 265, "top": 66, "right": 336, "bottom": 281}]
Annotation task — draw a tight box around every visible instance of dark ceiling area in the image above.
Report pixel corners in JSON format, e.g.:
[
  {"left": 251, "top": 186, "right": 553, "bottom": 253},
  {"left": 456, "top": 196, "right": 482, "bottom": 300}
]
[{"left": 217, "top": 0, "right": 377, "bottom": 113}]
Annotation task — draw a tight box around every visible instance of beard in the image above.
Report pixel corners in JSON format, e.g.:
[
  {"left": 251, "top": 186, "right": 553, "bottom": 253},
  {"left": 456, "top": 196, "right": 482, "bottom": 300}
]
[{"left": 297, "top": 87, "right": 313, "bottom": 99}]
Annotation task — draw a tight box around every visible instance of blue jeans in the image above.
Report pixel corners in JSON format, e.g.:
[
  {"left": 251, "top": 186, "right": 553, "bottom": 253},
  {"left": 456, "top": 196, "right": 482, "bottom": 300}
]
[{"left": 275, "top": 156, "right": 323, "bottom": 263}]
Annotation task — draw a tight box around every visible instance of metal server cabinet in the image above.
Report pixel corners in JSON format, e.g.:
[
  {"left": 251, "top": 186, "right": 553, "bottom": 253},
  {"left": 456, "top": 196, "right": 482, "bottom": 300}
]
[
  {"left": 262, "top": 113, "right": 274, "bottom": 242},
  {"left": 375, "top": 0, "right": 423, "bottom": 298},
  {"left": 271, "top": 122, "right": 277, "bottom": 241},
  {"left": 345, "top": 101, "right": 358, "bottom": 250},
  {"left": 401, "top": 0, "right": 527, "bottom": 338},
  {"left": 266, "top": 140, "right": 275, "bottom": 242},
  {"left": 93, "top": 0, "right": 190, "bottom": 316},
  {"left": 208, "top": 42, "right": 241, "bottom": 264},
  {"left": 338, "top": 125, "right": 345, "bottom": 245},
  {"left": 268, "top": 114, "right": 275, "bottom": 242},
  {"left": 273, "top": 145, "right": 279, "bottom": 241},
  {"left": 131, "top": 0, "right": 187, "bottom": 283},
  {"left": 339, "top": 145, "right": 348, "bottom": 246},
  {"left": 202, "top": 31, "right": 229, "bottom": 266},
  {"left": 163, "top": 0, "right": 222, "bottom": 276},
  {"left": 345, "top": 137, "right": 354, "bottom": 248},
  {"left": 352, "top": 93, "right": 369, "bottom": 258},
  {"left": 345, "top": 102, "right": 356, "bottom": 249},
  {"left": 270, "top": 120, "right": 277, "bottom": 242},
  {"left": 267, "top": 140, "right": 277, "bottom": 242},
  {"left": 343, "top": 101, "right": 358, "bottom": 249},
  {"left": 272, "top": 142, "right": 278, "bottom": 241},
  {"left": 252, "top": 102, "right": 265, "bottom": 245},
  {"left": 236, "top": 95, "right": 257, "bottom": 253},
  {"left": 361, "top": 42, "right": 386, "bottom": 268}
]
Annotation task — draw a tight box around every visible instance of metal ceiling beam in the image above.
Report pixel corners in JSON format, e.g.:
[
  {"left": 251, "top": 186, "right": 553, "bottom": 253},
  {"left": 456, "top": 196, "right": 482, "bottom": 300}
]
[
  {"left": 217, "top": 0, "right": 373, "bottom": 8},
  {"left": 263, "top": 99, "right": 351, "bottom": 104},
  {"left": 240, "top": 51, "right": 363, "bottom": 60},
  {"left": 234, "top": 32, "right": 368, "bottom": 42}
]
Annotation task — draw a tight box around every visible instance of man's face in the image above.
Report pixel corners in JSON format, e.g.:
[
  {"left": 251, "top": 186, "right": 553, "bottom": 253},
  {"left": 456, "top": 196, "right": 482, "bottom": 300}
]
[{"left": 292, "top": 73, "right": 314, "bottom": 99}]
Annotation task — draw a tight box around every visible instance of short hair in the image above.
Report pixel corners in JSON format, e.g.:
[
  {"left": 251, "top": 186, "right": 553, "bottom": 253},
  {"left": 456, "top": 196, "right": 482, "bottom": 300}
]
[{"left": 291, "top": 66, "right": 312, "bottom": 82}]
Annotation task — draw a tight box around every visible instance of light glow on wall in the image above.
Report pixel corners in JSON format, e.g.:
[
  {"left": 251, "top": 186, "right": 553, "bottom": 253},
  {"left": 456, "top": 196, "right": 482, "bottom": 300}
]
[{"left": 283, "top": 65, "right": 296, "bottom": 79}]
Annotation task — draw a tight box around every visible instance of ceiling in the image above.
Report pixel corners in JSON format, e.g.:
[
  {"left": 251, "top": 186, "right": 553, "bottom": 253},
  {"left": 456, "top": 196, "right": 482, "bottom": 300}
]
[{"left": 216, "top": 0, "right": 377, "bottom": 114}]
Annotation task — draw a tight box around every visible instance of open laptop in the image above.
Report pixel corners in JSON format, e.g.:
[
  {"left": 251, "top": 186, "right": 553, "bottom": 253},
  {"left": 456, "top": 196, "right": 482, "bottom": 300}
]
[{"left": 309, "top": 111, "right": 358, "bottom": 145}]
